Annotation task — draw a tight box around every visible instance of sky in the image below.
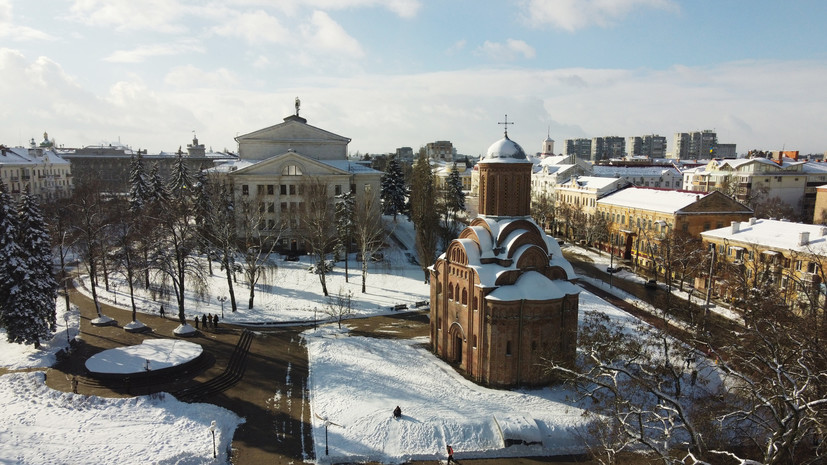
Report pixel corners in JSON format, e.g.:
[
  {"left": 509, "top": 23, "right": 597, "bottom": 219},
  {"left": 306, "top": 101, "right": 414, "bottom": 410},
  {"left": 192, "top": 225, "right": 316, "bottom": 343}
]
[{"left": 1, "top": 0, "right": 826, "bottom": 157}]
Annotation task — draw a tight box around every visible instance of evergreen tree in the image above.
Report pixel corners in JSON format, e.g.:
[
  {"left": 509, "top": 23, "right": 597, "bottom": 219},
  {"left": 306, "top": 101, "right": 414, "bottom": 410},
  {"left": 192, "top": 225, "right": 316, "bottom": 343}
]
[
  {"left": 335, "top": 190, "right": 355, "bottom": 282},
  {"left": 409, "top": 152, "right": 440, "bottom": 282},
  {"left": 148, "top": 162, "right": 170, "bottom": 205},
  {"left": 380, "top": 157, "right": 408, "bottom": 221},
  {"left": 128, "top": 154, "right": 150, "bottom": 213},
  {"left": 445, "top": 163, "right": 466, "bottom": 214},
  {"left": 5, "top": 191, "right": 57, "bottom": 347},
  {"left": 0, "top": 182, "right": 21, "bottom": 330},
  {"left": 168, "top": 152, "right": 194, "bottom": 200}
]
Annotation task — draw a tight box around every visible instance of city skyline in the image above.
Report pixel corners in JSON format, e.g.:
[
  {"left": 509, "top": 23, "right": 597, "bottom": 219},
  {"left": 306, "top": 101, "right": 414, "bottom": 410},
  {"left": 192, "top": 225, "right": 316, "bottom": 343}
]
[{"left": 1, "top": 0, "right": 826, "bottom": 156}]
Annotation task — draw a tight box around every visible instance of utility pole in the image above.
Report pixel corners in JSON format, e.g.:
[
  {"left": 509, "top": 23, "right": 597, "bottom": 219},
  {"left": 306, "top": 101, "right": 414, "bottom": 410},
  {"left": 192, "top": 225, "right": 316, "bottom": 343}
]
[{"left": 703, "top": 246, "right": 716, "bottom": 334}]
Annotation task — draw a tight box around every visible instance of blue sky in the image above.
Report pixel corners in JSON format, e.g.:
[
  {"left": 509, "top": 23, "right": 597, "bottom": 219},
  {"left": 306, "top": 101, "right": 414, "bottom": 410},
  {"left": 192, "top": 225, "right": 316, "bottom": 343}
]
[{"left": 2, "top": 0, "right": 826, "bottom": 156}]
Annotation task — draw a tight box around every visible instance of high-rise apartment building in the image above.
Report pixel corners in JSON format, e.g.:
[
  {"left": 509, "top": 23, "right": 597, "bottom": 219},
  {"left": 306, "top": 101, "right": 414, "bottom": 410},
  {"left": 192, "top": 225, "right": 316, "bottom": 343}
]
[
  {"left": 627, "top": 135, "right": 667, "bottom": 158},
  {"left": 672, "top": 130, "right": 717, "bottom": 159},
  {"left": 591, "top": 136, "right": 625, "bottom": 162},
  {"left": 565, "top": 138, "right": 592, "bottom": 161}
]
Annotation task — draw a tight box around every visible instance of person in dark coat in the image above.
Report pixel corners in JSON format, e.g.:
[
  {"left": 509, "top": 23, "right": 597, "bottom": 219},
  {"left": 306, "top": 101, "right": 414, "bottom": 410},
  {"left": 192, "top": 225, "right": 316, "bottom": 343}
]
[
  {"left": 446, "top": 444, "right": 454, "bottom": 463},
  {"left": 202, "top": 314, "right": 208, "bottom": 328},
  {"left": 393, "top": 406, "right": 401, "bottom": 418},
  {"left": 213, "top": 314, "right": 219, "bottom": 328},
  {"left": 159, "top": 304, "right": 165, "bottom": 319},
  {"left": 194, "top": 315, "right": 199, "bottom": 329}
]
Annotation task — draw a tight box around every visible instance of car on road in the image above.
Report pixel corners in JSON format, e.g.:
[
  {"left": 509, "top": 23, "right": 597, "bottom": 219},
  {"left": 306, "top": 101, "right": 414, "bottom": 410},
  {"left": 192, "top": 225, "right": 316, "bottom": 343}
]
[
  {"left": 644, "top": 279, "right": 658, "bottom": 289},
  {"left": 606, "top": 266, "right": 620, "bottom": 273}
]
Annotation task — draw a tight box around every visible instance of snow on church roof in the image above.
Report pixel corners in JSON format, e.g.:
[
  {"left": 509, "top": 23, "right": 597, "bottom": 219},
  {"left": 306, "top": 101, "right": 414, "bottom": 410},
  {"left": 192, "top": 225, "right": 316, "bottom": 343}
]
[{"left": 486, "top": 271, "right": 580, "bottom": 301}]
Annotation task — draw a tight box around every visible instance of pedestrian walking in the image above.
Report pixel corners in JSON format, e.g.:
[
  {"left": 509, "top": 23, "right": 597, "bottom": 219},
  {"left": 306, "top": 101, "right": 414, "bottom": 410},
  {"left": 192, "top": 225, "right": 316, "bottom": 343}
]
[
  {"left": 159, "top": 304, "right": 165, "bottom": 319},
  {"left": 71, "top": 376, "right": 78, "bottom": 394},
  {"left": 202, "top": 314, "right": 208, "bottom": 328},
  {"left": 213, "top": 314, "right": 219, "bottom": 328},
  {"left": 446, "top": 444, "right": 454, "bottom": 463},
  {"left": 194, "top": 315, "right": 199, "bottom": 329}
]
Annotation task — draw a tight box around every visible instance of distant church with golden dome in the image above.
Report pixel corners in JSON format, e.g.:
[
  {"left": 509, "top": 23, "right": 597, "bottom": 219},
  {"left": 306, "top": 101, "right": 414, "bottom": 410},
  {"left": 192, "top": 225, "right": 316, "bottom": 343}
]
[{"left": 429, "top": 125, "right": 580, "bottom": 387}]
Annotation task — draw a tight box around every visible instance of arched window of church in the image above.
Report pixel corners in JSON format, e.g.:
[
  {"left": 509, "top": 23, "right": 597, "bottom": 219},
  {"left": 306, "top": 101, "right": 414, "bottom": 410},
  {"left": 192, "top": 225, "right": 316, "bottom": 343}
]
[
  {"left": 447, "top": 284, "right": 454, "bottom": 301},
  {"left": 282, "top": 164, "right": 303, "bottom": 176},
  {"left": 506, "top": 341, "right": 512, "bottom": 356},
  {"left": 455, "top": 284, "right": 460, "bottom": 302},
  {"left": 461, "top": 288, "right": 467, "bottom": 305},
  {"left": 473, "top": 296, "right": 478, "bottom": 310},
  {"left": 473, "top": 335, "right": 477, "bottom": 349}
]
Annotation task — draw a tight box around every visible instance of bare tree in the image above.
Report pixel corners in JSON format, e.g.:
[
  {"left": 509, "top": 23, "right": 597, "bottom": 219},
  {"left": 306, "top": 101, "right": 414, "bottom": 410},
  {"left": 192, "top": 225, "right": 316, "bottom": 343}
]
[
  {"left": 353, "top": 188, "right": 386, "bottom": 293},
  {"left": 202, "top": 179, "right": 239, "bottom": 313},
  {"left": 530, "top": 191, "right": 555, "bottom": 233},
  {"left": 236, "top": 191, "right": 284, "bottom": 309},
  {"left": 325, "top": 286, "right": 353, "bottom": 329},
  {"left": 300, "top": 179, "right": 337, "bottom": 297},
  {"left": 409, "top": 151, "right": 439, "bottom": 282}
]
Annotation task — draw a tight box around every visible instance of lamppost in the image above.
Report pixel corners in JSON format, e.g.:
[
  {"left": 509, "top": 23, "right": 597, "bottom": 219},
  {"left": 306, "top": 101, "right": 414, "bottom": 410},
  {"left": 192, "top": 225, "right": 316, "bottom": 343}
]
[
  {"left": 209, "top": 420, "right": 216, "bottom": 459},
  {"left": 216, "top": 296, "right": 227, "bottom": 318},
  {"left": 314, "top": 307, "right": 317, "bottom": 331},
  {"left": 63, "top": 311, "right": 71, "bottom": 347}
]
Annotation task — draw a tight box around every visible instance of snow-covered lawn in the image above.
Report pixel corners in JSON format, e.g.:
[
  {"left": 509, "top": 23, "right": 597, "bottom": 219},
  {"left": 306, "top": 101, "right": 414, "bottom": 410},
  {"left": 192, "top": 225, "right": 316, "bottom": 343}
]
[
  {"left": 0, "top": 372, "right": 242, "bottom": 464},
  {"left": 304, "top": 291, "right": 649, "bottom": 464}
]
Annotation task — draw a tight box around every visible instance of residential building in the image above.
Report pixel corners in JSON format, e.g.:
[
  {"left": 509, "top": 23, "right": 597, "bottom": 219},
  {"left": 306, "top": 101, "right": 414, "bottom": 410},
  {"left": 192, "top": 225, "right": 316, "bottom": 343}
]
[
  {"left": 672, "top": 130, "right": 717, "bottom": 160},
  {"left": 564, "top": 138, "right": 592, "bottom": 161},
  {"left": 595, "top": 187, "right": 753, "bottom": 271},
  {"left": 219, "top": 109, "right": 382, "bottom": 253},
  {"left": 591, "top": 136, "right": 625, "bottom": 162},
  {"left": 0, "top": 141, "right": 73, "bottom": 201},
  {"left": 700, "top": 218, "right": 827, "bottom": 308},
  {"left": 430, "top": 131, "right": 580, "bottom": 387},
  {"left": 425, "top": 141, "right": 455, "bottom": 162},
  {"left": 555, "top": 176, "right": 626, "bottom": 218},
  {"left": 592, "top": 165, "right": 682, "bottom": 190},
  {"left": 627, "top": 135, "right": 667, "bottom": 158}
]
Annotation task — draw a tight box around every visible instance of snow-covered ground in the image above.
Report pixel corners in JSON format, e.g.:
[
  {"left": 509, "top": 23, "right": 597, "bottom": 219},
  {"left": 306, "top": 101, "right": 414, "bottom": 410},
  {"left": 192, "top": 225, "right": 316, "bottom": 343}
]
[
  {"left": 85, "top": 339, "right": 203, "bottom": 375},
  {"left": 0, "top": 218, "right": 726, "bottom": 464},
  {"left": 0, "top": 372, "right": 242, "bottom": 464}
]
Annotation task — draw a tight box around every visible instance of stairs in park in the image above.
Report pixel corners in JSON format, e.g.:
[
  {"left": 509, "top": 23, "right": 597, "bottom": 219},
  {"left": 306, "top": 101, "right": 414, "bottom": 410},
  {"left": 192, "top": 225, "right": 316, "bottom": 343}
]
[{"left": 172, "top": 329, "right": 255, "bottom": 403}]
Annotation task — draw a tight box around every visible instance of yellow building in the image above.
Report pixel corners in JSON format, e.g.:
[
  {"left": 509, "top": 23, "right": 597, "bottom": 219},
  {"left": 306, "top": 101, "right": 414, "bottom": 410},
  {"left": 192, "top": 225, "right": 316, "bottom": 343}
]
[
  {"left": 700, "top": 218, "right": 827, "bottom": 308},
  {"left": 596, "top": 187, "right": 753, "bottom": 271},
  {"left": 0, "top": 142, "right": 73, "bottom": 201}
]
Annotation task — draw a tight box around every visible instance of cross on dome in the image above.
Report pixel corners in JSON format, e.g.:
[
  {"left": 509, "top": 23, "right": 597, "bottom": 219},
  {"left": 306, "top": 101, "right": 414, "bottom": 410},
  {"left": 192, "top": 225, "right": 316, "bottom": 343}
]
[{"left": 498, "top": 114, "right": 514, "bottom": 137}]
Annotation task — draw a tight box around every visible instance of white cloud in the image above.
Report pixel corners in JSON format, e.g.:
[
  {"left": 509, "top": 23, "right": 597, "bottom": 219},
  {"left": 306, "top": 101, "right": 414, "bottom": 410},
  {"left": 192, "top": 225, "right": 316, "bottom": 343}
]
[
  {"left": 211, "top": 9, "right": 289, "bottom": 45},
  {"left": 0, "top": 0, "right": 55, "bottom": 41},
  {"left": 67, "top": 0, "right": 188, "bottom": 33},
  {"left": 2, "top": 48, "right": 826, "bottom": 158},
  {"left": 301, "top": 0, "right": 421, "bottom": 18},
  {"left": 521, "top": 0, "right": 679, "bottom": 31},
  {"left": 445, "top": 39, "right": 466, "bottom": 56},
  {"left": 163, "top": 65, "right": 240, "bottom": 89},
  {"left": 103, "top": 41, "right": 205, "bottom": 63},
  {"left": 477, "top": 39, "right": 536, "bottom": 61},
  {"left": 302, "top": 10, "right": 364, "bottom": 58}
]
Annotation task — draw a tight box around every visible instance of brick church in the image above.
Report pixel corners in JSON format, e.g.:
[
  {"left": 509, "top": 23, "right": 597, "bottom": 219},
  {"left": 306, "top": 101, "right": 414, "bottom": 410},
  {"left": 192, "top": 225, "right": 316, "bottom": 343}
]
[{"left": 429, "top": 129, "right": 581, "bottom": 387}]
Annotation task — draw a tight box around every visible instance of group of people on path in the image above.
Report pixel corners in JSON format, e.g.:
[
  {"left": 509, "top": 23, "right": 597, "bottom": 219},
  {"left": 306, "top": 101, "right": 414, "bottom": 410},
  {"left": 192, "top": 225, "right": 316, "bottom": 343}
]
[{"left": 159, "top": 304, "right": 219, "bottom": 330}]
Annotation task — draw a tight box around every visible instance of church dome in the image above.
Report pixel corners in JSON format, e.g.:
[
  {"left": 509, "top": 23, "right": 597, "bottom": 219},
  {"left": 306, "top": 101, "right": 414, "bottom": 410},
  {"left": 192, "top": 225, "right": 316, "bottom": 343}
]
[{"left": 484, "top": 135, "right": 527, "bottom": 161}]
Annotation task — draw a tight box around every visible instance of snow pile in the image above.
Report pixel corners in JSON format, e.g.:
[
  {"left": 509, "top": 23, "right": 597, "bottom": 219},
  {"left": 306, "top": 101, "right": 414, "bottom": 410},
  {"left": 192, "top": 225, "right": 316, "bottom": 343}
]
[
  {"left": 85, "top": 339, "right": 203, "bottom": 375},
  {"left": 305, "top": 327, "right": 589, "bottom": 464},
  {"left": 0, "top": 372, "right": 243, "bottom": 465}
]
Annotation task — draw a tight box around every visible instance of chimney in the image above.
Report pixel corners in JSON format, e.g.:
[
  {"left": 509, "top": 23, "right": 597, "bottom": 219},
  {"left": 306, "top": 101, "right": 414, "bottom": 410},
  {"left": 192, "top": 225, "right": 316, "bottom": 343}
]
[
  {"left": 799, "top": 231, "right": 810, "bottom": 246},
  {"left": 731, "top": 221, "right": 740, "bottom": 234},
  {"left": 749, "top": 217, "right": 757, "bottom": 226}
]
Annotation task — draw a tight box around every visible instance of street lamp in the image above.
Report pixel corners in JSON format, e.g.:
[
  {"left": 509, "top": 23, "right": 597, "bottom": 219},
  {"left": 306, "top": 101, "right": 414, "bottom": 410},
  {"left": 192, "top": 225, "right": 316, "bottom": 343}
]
[
  {"left": 63, "top": 311, "right": 71, "bottom": 347},
  {"left": 216, "top": 296, "right": 227, "bottom": 318},
  {"left": 314, "top": 307, "right": 317, "bottom": 331},
  {"left": 209, "top": 420, "right": 216, "bottom": 459}
]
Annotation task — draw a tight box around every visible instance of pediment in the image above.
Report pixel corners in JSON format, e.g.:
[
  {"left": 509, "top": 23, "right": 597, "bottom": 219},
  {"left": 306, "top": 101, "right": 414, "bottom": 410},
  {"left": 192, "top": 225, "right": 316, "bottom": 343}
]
[
  {"left": 236, "top": 119, "right": 350, "bottom": 144},
  {"left": 230, "top": 152, "right": 351, "bottom": 177},
  {"left": 678, "top": 190, "right": 752, "bottom": 214}
]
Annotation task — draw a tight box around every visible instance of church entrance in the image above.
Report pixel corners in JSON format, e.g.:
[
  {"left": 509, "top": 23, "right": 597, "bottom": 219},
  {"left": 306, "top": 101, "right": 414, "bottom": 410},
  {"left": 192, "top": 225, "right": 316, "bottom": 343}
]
[{"left": 448, "top": 323, "right": 465, "bottom": 367}]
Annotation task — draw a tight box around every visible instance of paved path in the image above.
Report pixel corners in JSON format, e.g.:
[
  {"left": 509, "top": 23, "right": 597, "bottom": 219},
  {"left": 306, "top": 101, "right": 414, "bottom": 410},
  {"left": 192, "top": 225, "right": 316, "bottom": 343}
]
[{"left": 53, "top": 283, "right": 603, "bottom": 464}]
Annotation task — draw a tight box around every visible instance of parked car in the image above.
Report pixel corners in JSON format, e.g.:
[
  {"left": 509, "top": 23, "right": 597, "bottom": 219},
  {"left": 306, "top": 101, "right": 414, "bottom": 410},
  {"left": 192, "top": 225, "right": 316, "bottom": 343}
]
[
  {"left": 285, "top": 252, "right": 300, "bottom": 262},
  {"left": 606, "top": 266, "right": 619, "bottom": 274},
  {"left": 644, "top": 279, "right": 658, "bottom": 289}
]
